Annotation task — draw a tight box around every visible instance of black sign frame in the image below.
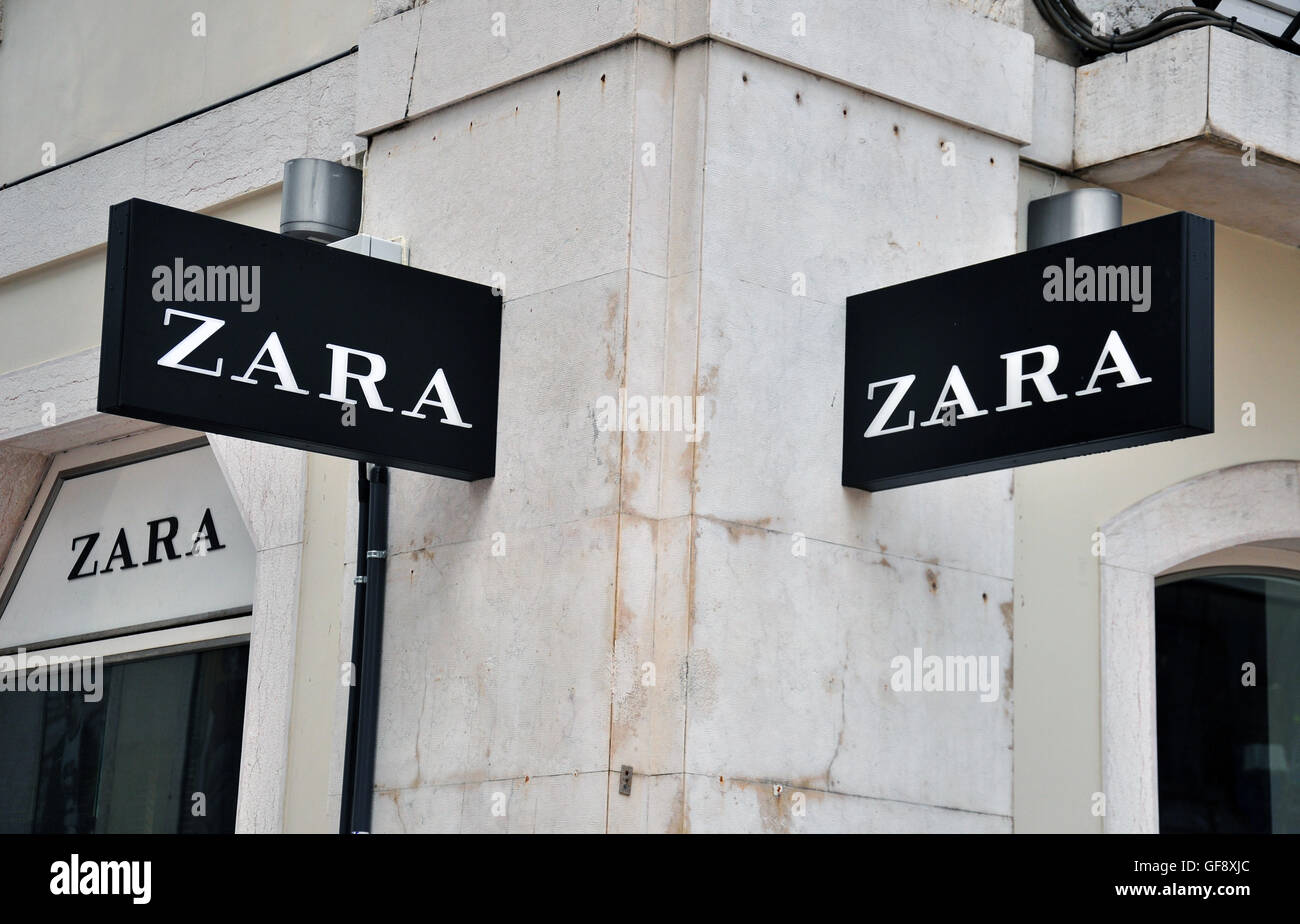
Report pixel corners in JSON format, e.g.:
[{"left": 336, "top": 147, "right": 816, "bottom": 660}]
[
  {"left": 99, "top": 199, "right": 502, "bottom": 481},
  {"left": 842, "top": 212, "right": 1214, "bottom": 491}
]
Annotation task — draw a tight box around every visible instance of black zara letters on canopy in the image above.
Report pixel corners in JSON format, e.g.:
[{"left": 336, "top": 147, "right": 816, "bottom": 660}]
[
  {"left": 843, "top": 212, "right": 1214, "bottom": 491},
  {"left": 99, "top": 199, "right": 502, "bottom": 480}
]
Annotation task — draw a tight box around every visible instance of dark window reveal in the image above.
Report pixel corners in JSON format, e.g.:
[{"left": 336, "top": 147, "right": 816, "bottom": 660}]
[
  {"left": 0, "top": 643, "right": 247, "bottom": 833},
  {"left": 1155, "top": 573, "right": 1300, "bottom": 833}
]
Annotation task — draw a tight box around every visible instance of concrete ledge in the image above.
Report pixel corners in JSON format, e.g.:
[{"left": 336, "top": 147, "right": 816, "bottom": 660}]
[
  {"left": 1022, "top": 54, "right": 1074, "bottom": 171},
  {"left": 707, "top": 0, "right": 1033, "bottom": 143},
  {"left": 1075, "top": 29, "right": 1212, "bottom": 169},
  {"left": 356, "top": 0, "right": 1035, "bottom": 143},
  {"left": 0, "top": 348, "right": 156, "bottom": 452},
  {"left": 359, "top": 1, "right": 659, "bottom": 136},
  {"left": 1075, "top": 27, "right": 1300, "bottom": 245},
  {"left": 0, "top": 56, "right": 365, "bottom": 281}
]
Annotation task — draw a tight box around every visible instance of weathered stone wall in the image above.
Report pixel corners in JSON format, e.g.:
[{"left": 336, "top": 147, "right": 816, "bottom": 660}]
[{"left": 346, "top": 0, "right": 1028, "bottom": 832}]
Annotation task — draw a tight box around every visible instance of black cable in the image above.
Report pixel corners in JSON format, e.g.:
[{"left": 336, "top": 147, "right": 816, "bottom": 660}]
[{"left": 1032, "top": 0, "right": 1280, "bottom": 58}]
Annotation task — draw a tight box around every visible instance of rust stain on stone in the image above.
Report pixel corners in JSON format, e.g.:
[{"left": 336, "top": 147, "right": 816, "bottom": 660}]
[
  {"left": 697, "top": 364, "right": 719, "bottom": 395},
  {"left": 604, "top": 290, "right": 621, "bottom": 381},
  {"left": 758, "top": 790, "right": 790, "bottom": 834},
  {"left": 925, "top": 568, "right": 939, "bottom": 593},
  {"left": 725, "top": 522, "right": 765, "bottom": 543},
  {"left": 665, "top": 776, "right": 689, "bottom": 833},
  {"left": 621, "top": 467, "right": 641, "bottom": 500},
  {"left": 629, "top": 430, "right": 654, "bottom": 469},
  {"left": 606, "top": 288, "right": 620, "bottom": 329},
  {"left": 677, "top": 445, "right": 695, "bottom": 488},
  {"left": 725, "top": 777, "right": 825, "bottom": 834}
]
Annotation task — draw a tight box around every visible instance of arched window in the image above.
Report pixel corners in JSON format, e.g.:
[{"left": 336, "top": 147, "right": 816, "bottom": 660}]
[{"left": 1155, "top": 569, "right": 1300, "bottom": 833}]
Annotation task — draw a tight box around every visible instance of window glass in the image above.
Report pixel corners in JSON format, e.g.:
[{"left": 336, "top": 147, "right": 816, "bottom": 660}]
[
  {"left": 1156, "top": 573, "right": 1300, "bottom": 833},
  {"left": 0, "top": 643, "right": 248, "bottom": 833}
]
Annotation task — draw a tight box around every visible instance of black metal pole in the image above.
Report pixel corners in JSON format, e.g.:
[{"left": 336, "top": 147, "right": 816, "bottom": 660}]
[
  {"left": 349, "top": 464, "right": 388, "bottom": 833},
  {"left": 338, "top": 462, "right": 370, "bottom": 834}
]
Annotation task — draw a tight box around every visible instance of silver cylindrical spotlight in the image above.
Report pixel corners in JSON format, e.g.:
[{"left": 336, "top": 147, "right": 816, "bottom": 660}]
[
  {"left": 1027, "top": 188, "right": 1122, "bottom": 250},
  {"left": 280, "top": 157, "right": 363, "bottom": 243}
]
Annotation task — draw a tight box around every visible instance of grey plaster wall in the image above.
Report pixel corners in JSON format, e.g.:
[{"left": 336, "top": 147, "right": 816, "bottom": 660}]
[{"left": 0, "top": 0, "right": 372, "bottom": 187}]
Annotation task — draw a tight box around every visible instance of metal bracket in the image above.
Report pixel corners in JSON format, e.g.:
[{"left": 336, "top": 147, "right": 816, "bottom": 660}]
[
  {"left": 366, "top": 549, "right": 387, "bottom": 559},
  {"left": 618, "top": 765, "right": 633, "bottom": 796},
  {"left": 327, "top": 233, "right": 406, "bottom": 265},
  {"left": 353, "top": 576, "right": 367, "bottom": 585}
]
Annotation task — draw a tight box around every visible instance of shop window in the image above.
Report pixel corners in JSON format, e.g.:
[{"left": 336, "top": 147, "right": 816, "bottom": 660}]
[
  {"left": 0, "top": 435, "right": 256, "bottom": 834},
  {"left": 1155, "top": 571, "right": 1300, "bottom": 833},
  {"left": 0, "top": 643, "right": 247, "bottom": 833}
]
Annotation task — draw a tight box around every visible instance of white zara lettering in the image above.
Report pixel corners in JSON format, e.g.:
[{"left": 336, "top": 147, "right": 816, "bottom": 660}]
[
  {"left": 156, "top": 309, "right": 226, "bottom": 377},
  {"left": 152, "top": 312, "right": 473, "bottom": 429},
  {"left": 318, "top": 344, "right": 394, "bottom": 412},
  {"left": 1075, "top": 329, "right": 1152, "bottom": 395},
  {"left": 919, "top": 365, "right": 988, "bottom": 427},
  {"left": 401, "top": 368, "right": 472, "bottom": 428},
  {"left": 996, "top": 344, "right": 1068, "bottom": 412},
  {"left": 230, "top": 331, "right": 309, "bottom": 394},
  {"left": 862, "top": 332, "right": 1152, "bottom": 439},
  {"left": 863, "top": 374, "right": 916, "bottom": 438}
]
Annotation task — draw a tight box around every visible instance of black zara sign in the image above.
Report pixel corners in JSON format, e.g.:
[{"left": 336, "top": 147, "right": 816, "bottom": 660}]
[
  {"left": 99, "top": 199, "right": 502, "bottom": 480},
  {"left": 843, "top": 212, "right": 1214, "bottom": 491}
]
